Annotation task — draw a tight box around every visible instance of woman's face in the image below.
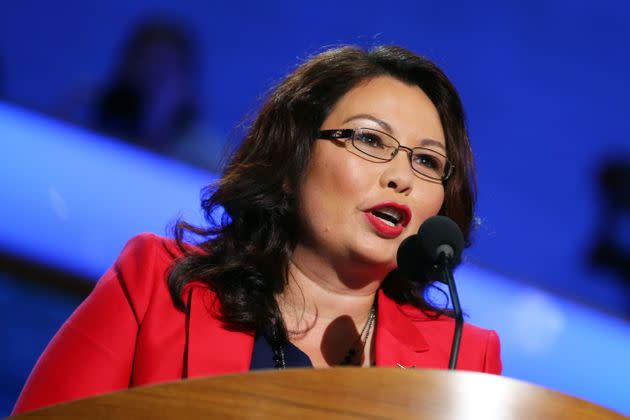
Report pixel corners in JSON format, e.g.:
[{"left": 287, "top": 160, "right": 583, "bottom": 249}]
[{"left": 295, "top": 76, "right": 447, "bottom": 276}]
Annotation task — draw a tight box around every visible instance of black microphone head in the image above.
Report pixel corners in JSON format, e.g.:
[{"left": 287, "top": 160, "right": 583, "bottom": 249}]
[
  {"left": 397, "top": 216, "right": 465, "bottom": 279},
  {"left": 417, "top": 215, "right": 465, "bottom": 267},
  {"left": 396, "top": 234, "right": 424, "bottom": 280}
]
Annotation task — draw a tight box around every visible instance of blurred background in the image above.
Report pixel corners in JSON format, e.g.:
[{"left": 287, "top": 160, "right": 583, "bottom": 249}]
[{"left": 1, "top": 0, "right": 629, "bottom": 416}]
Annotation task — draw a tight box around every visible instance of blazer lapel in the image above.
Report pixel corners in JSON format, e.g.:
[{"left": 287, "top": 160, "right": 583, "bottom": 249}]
[
  {"left": 374, "top": 289, "right": 430, "bottom": 369},
  {"left": 185, "top": 285, "right": 254, "bottom": 378}
]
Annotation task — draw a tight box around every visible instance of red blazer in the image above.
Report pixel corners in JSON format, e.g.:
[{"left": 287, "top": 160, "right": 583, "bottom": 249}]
[{"left": 13, "top": 233, "right": 501, "bottom": 414}]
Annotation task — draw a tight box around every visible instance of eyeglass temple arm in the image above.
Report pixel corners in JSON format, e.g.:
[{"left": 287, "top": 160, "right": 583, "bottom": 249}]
[{"left": 318, "top": 129, "right": 355, "bottom": 139}]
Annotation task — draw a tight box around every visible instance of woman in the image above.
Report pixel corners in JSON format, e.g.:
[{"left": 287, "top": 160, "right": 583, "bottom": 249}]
[{"left": 13, "top": 45, "right": 501, "bottom": 414}]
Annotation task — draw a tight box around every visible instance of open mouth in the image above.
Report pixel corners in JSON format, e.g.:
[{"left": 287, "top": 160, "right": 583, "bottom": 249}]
[{"left": 367, "top": 203, "right": 411, "bottom": 227}]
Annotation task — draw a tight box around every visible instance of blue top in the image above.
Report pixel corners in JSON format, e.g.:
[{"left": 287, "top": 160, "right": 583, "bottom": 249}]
[{"left": 250, "top": 335, "right": 313, "bottom": 370}]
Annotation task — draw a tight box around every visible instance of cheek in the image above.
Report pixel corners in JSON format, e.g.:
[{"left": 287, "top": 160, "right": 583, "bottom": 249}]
[
  {"left": 331, "top": 157, "right": 374, "bottom": 197},
  {"left": 309, "top": 150, "right": 372, "bottom": 202},
  {"left": 410, "top": 185, "right": 445, "bottom": 229},
  {"left": 300, "top": 150, "right": 360, "bottom": 223},
  {"left": 298, "top": 153, "right": 377, "bottom": 244}
]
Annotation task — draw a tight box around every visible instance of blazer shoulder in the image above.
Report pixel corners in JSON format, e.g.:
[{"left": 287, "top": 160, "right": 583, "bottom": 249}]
[
  {"left": 107, "top": 233, "right": 202, "bottom": 318},
  {"left": 396, "top": 302, "right": 495, "bottom": 336},
  {"left": 118, "top": 232, "right": 186, "bottom": 264},
  {"left": 392, "top": 300, "right": 502, "bottom": 373},
  {"left": 410, "top": 306, "right": 498, "bottom": 343},
  {"left": 114, "top": 232, "right": 206, "bottom": 279}
]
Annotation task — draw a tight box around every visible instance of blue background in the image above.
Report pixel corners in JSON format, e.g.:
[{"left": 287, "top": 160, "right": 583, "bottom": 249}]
[{"left": 1, "top": 0, "right": 629, "bottom": 416}]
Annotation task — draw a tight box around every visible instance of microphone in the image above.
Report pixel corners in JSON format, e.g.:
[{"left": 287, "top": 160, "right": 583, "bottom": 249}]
[
  {"left": 396, "top": 215, "right": 465, "bottom": 370},
  {"left": 397, "top": 215, "right": 465, "bottom": 275}
]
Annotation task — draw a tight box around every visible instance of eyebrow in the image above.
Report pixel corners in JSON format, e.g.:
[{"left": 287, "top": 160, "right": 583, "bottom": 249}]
[
  {"left": 419, "top": 138, "right": 446, "bottom": 152},
  {"left": 342, "top": 114, "right": 393, "bottom": 133},
  {"left": 342, "top": 114, "right": 446, "bottom": 152}
]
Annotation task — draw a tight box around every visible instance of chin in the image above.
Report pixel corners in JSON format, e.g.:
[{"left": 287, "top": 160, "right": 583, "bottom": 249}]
[{"left": 349, "top": 247, "right": 397, "bottom": 273}]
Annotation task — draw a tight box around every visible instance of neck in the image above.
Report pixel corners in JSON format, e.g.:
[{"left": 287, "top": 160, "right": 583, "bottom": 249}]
[
  {"left": 278, "top": 243, "right": 384, "bottom": 335},
  {"left": 275, "top": 244, "right": 388, "bottom": 367}
]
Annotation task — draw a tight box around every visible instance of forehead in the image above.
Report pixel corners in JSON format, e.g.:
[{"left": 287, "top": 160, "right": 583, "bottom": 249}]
[{"left": 324, "top": 76, "right": 445, "bottom": 147}]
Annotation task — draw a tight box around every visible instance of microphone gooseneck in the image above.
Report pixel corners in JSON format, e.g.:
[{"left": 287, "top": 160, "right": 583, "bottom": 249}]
[
  {"left": 438, "top": 252, "right": 463, "bottom": 370},
  {"left": 396, "top": 215, "right": 465, "bottom": 370}
]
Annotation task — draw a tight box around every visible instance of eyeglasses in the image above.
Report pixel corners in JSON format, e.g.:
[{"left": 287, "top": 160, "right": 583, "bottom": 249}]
[{"left": 318, "top": 127, "right": 454, "bottom": 181}]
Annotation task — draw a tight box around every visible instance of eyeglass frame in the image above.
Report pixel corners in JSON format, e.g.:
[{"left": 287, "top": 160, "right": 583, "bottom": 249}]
[{"left": 317, "top": 127, "right": 454, "bottom": 182}]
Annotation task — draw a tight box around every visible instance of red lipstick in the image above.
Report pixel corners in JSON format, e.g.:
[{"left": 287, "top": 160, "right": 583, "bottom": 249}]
[{"left": 364, "top": 202, "right": 412, "bottom": 238}]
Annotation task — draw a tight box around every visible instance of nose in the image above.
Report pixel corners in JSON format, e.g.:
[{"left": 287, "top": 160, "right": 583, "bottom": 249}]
[{"left": 380, "top": 149, "right": 414, "bottom": 195}]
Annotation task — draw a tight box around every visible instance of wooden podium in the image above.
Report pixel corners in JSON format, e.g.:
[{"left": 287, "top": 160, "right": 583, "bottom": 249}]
[{"left": 12, "top": 368, "right": 626, "bottom": 419}]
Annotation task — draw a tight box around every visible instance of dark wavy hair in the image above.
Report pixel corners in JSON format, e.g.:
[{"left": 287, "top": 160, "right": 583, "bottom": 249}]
[{"left": 168, "top": 45, "right": 476, "bottom": 344}]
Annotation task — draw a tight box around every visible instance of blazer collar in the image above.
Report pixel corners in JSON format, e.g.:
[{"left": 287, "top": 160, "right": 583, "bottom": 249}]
[{"left": 375, "top": 289, "right": 430, "bottom": 367}]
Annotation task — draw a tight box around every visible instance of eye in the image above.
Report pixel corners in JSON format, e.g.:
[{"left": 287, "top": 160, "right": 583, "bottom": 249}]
[
  {"left": 355, "top": 131, "right": 386, "bottom": 149},
  {"left": 413, "top": 152, "right": 443, "bottom": 171}
]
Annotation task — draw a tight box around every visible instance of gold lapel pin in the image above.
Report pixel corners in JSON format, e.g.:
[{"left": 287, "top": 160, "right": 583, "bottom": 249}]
[{"left": 396, "top": 363, "right": 415, "bottom": 369}]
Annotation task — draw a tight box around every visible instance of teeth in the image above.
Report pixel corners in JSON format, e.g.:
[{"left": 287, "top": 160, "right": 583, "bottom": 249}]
[
  {"left": 375, "top": 207, "right": 402, "bottom": 220},
  {"left": 381, "top": 218, "right": 396, "bottom": 227},
  {"left": 372, "top": 207, "right": 402, "bottom": 225}
]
